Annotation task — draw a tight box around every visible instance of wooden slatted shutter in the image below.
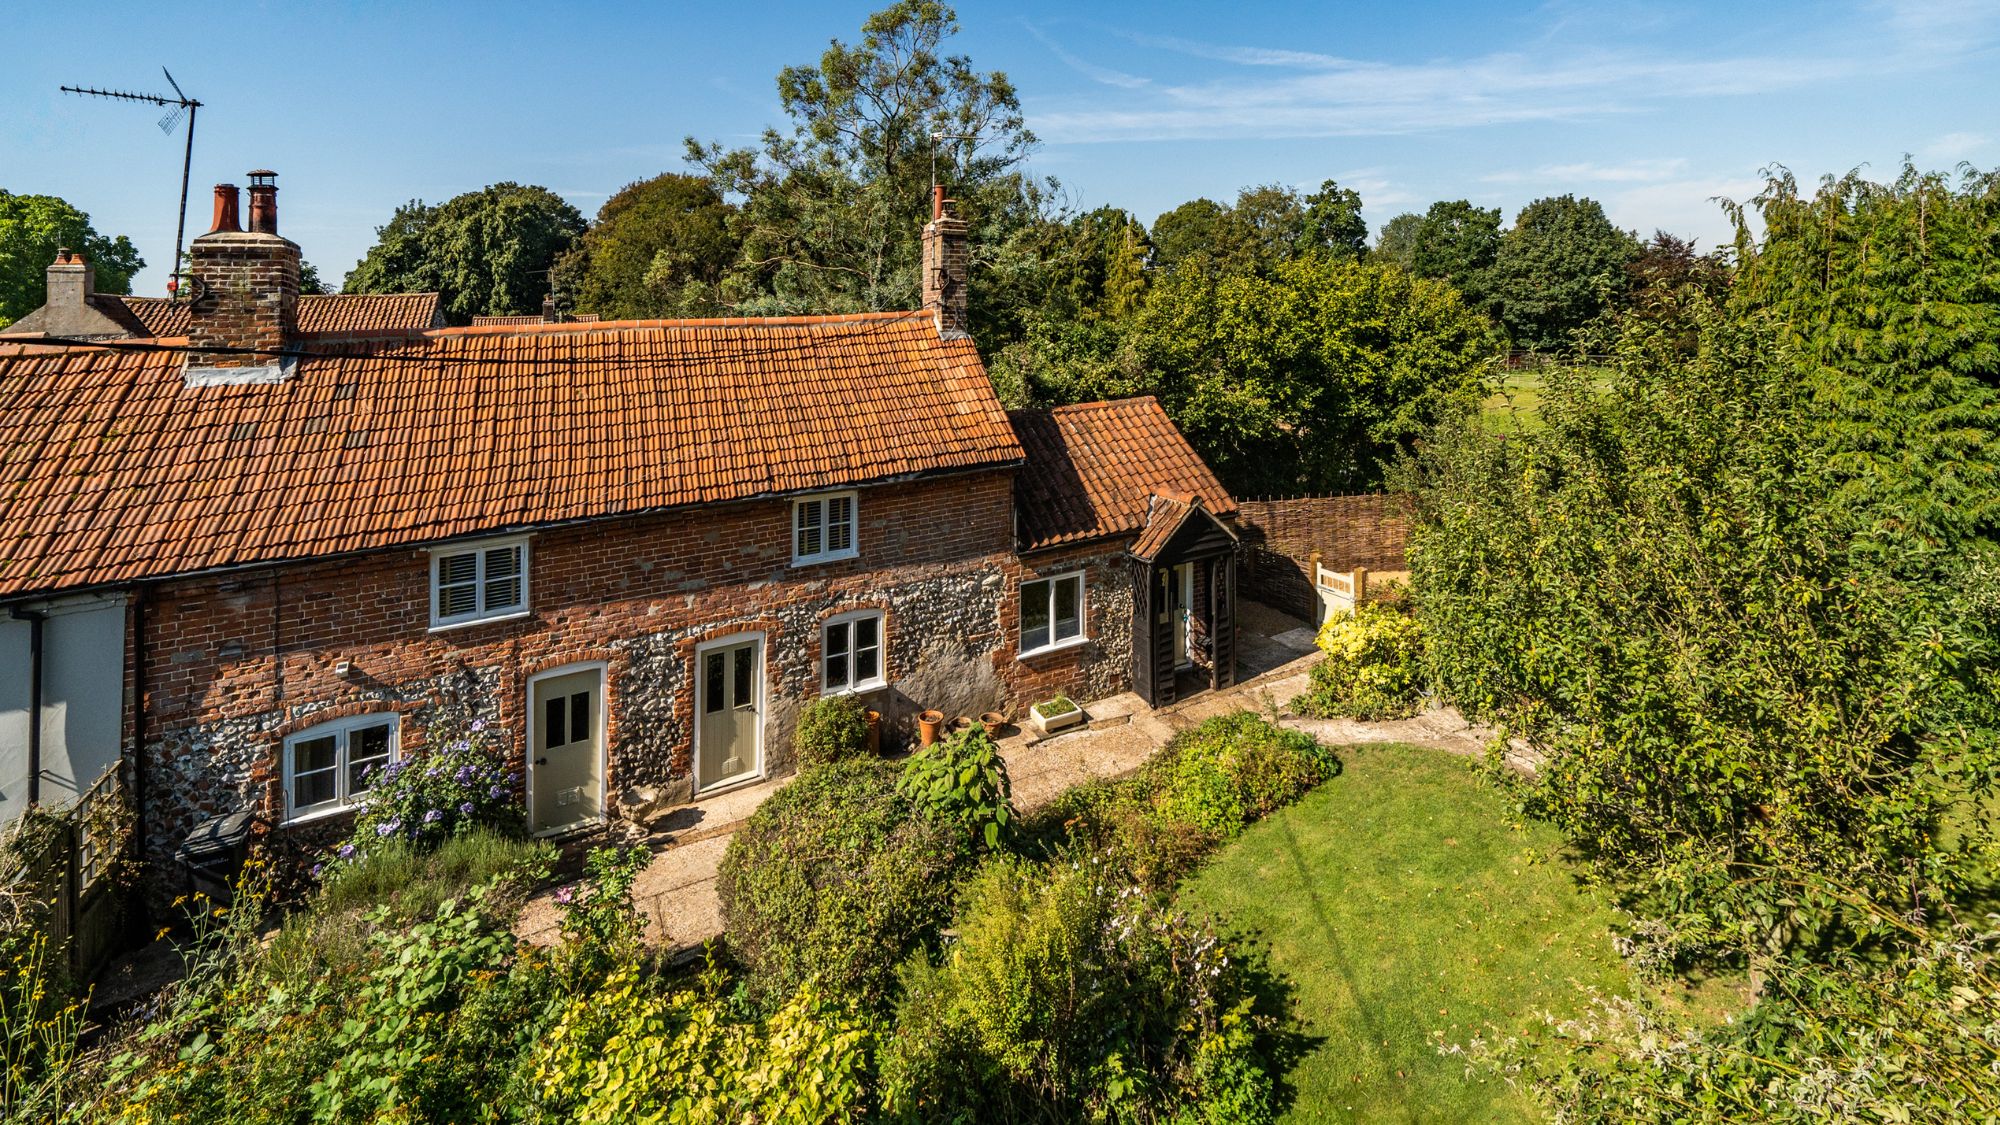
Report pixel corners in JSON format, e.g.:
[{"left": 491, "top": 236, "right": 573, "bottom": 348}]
[{"left": 1131, "top": 560, "right": 1157, "bottom": 707}]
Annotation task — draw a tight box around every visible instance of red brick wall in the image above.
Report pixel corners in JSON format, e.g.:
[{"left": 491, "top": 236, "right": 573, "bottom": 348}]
[
  {"left": 997, "top": 542, "right": 1136, "bottom": 711},
  {"left": 1232, "top": 494, "right": 1409, "bottom": 620},
  {"left": 137, "top": 469, "right": 1026, "bottom": 870}
]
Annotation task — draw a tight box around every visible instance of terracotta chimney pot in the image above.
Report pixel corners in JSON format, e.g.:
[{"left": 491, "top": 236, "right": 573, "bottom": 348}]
[{"left": 210, "top": 184, "right": 241, "bottom": 234}]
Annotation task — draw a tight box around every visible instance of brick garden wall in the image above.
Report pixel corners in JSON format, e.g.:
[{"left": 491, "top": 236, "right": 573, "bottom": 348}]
[{"left": 1232, "top": 494, "right": 1410, "bottom": 621}]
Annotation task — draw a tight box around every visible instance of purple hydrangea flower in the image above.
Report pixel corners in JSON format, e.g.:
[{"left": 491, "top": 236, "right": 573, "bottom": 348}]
[
  {"left": 459, "top": 802, "right": 475, "bottom": 816},
  {"left": 489, "top": 784, "right": 505, "bottom": 798},
  {"left": 337, "top": 844, "right": 356, "bottom": 859},
  {"left": 455, "top": 765, "right": 477, "bottom": 784},
  {"left": 470, "top": 719, "right": 487, "bottom": 732},
  {"left": 311, "top": 863, "right": 324, "bottom": 878},
  {"left": 554, "top": 886, "right": 574, "bottom": 906},
  {"left": 423, "top": 809, "right": 444, "bottom": 824},
  {"left": 375, "top": 822, "right": 396, "bottom": 837}
]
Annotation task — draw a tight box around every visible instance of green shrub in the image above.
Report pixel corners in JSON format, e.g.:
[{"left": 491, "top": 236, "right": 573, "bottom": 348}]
[
  {"left": 717, "top": 760, "right": 970, "bottom": 1010},
  {"left": 334, "top": 718, "right": 520, "bottom": 864},
  {"left": 1039, "top": 713, "right": 1336, "bottom": 889},
  {"left": 1292, "top": 604, "right": 1423, "bottom": 720},
  {"left": 98, "top": 877, "right": 562, "bottom": 1125},
  {"left": 1468, "top": 892, "right": 2000, "bottom": 1123},
  {"left": 793, "top": 694, "right": 871, "bottom": 767},
  {"left": 555, "top": 844, "right": 651, "bottom": 981},
  {"left": 527, "top": 967, "right": 873, "bottom": 1124},
  {"left": 898, "top": 725, "right": 1014, "bottom": 849},
  {"left": 881, "top": 858, "right": 1277, "bottom": 1124}
]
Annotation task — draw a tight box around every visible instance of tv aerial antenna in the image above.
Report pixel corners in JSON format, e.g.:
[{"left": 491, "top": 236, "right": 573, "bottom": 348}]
[{"left": 60, "top": 69, "right": 203, "bottom": 299}]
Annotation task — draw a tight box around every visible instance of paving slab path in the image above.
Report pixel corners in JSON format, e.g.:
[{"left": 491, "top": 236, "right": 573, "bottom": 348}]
[{"left": 514, "top": 629, "right": 1503, "bottom": 956}]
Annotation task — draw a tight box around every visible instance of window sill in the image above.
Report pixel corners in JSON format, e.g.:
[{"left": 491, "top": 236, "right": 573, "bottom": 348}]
[
  {"left": 825, "top": 679, "right": 889, "bottom": 696},
  {"left": 791, "top": 550, "right": 860, "bottom": 568},
  {"left": 428, "top": 609, "right": 531, "bottom": 634},
  {"left": 1017, "top": 635, "right": 1090, "bottom": 661},
  {"left": 282, "top": 802, "right": 361, "bottom": 828}
]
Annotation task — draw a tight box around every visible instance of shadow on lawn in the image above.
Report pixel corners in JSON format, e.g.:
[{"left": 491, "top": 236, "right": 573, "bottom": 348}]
[
  {"left": 1264, "top": 812, "right": 1429, "bottom": 1125},
  {"left": 1222, "top": 928, "right": 1322, "bottom": 1122}
]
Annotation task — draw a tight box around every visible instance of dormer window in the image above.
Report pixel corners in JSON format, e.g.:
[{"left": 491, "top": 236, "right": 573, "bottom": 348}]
[
  {"left": 793, "top": 492, "right": 858, "bottom": 565},
  {"left": 430, "top": 536, "right": 530, "bottom": 629}
]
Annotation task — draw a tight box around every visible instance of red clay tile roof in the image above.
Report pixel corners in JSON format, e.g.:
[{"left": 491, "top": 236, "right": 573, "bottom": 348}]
[
  {"left": 0, "top": 312, "right": 1022, "bottom": 599},
  {"left": 1009, "top": 397, "right": 1237, "bottom": 552},
  {"left": 113, "top": 292, "right": 445, "bottom": 338}
]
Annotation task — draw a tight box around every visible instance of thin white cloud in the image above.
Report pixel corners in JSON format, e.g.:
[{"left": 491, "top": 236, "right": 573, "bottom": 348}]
[
  {"left": 1116, "top": 31, "right": 1355, "bottom": 70},
  {"left": 1024, "top": 23, "right": 1152, "bottom": 90},
  {"left": 1920, "top": 131, "right": 1992, "bottom": 162},
  {"left": 1483, "top": 158, "right": 1689, "bottom": 185},
  {"left": 1029, "top": 6, "right": 1999, "bottom": 144},
  {"left": 1599, "top": 175, "right": 1770, "bottom": 247}
]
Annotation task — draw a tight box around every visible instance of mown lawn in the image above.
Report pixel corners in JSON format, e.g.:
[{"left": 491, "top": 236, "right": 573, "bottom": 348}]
[
  {"left": 1480, "top": 366, "right": 1612, "bottom": 433},
  {"left": 1179, "top": 744, "right": 1632, "bottom": 1124}
]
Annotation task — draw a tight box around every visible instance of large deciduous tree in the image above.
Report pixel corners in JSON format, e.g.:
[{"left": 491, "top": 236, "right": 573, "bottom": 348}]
[
  {"left": 687, "top": 1, "right": 1042, "bottom": 345},
  {"left": 344, "top": 183, "right": 586, "bottom": 324},
  {"left": 1407, "top": 305, "right": 2000, "bottom": 966},
  {"left": 0, "top": 191, "right": 144, "bottom": 326},
  {"left": 553, "top": 173, "right": 737, "bottom": 320},
  {"left": 1406, "top": 200, "right": 1502, "bottom": 311},
  {"left": 1133, "top": 257, "right": 1489, "bottom": 494},
  {"left": 1149, "top": 180, "right": 1367, "bottom": 279},
  {"left": 1486, "top": 194, "right": 1638, "bottom": 351}
]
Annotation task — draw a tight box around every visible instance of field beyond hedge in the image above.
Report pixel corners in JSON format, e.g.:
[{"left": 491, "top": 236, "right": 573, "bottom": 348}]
[{"left": 1180, "top": 744, "right": 1638, "bottom": 1123}]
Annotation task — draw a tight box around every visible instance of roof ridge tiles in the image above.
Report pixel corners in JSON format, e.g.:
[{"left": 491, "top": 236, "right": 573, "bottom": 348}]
[{"left": 426, "top": 310, "right": 923, "bottom": 339}]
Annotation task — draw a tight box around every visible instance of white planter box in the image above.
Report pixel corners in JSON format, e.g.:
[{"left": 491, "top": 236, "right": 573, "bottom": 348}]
[{"left": 1032, "top": 702, "right": 1084, "bottom": 735}]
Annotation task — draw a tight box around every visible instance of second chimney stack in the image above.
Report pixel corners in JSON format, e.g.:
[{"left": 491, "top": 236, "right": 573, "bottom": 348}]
[{"left": 186, "top": 169, "right": 300, "bottom": 375}]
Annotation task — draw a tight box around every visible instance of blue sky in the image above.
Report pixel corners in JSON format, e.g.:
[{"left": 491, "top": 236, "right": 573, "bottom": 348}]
[{"left": 5, "top": 1, "right": 1996, "bottom": 295}]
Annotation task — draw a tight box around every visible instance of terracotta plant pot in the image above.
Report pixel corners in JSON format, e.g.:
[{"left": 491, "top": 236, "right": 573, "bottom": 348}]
[
  {"left": 949, "top": 716, "right": 974, "bottom": 739},
  {"left": 918, "top": 709, "right": 945, "bottom": 748},
  {"left": 979, "top": 711, "right": 1006, "bottom": 738},
  {"left": 865, "top": 709, "right": 882, "bottom": 755}
]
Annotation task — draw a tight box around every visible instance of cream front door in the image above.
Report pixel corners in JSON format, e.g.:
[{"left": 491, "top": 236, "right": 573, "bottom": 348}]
[
  {"left": 530, "top": 668, "right": 603, "bottom": 835},
  {"left": 697, "top": 637, "right": 762, "bottom": 793}
]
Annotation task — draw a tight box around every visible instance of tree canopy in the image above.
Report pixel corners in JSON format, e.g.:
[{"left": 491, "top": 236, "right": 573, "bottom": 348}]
[
  {"left": 1406, "top": 306, "right": 2000, "bottom": 960},
  {"left": 553, "top": 173, "right": 737, "bottom": 320},
  {"left": 1485, "top": 194, "right": 1638, "bottom": 350},
  {"left": 0, "top": 190, "right": 144, "bottom": 326},
  {"left": 1149, "top": 180, "right": 1367, "bottom": 279},
  {"left": 687, "top": 0, "right": 1043, "bottom": 344},
  {"left": 1131, "top": 256, "right": 1489, "bottom": 494},
  {"left": 344, "top": 183, "right": 586, "bottom": 324}
]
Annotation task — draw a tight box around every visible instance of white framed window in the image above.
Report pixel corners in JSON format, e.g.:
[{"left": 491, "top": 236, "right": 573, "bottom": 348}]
[
  {"left": 282, "top": 713, "right": 399, "bottom": 823},
  {"left": 792, "top": 492, "right": 858, "bottom": 565},
  {"left": 1020, "top": 571, "right": 1087, "bottom": 656},
  {"left": 822, "top": 610, "right": 886, "bottom": 693},
  {"left": 430, "top": 536, "right": 529, "bottom": 628}
]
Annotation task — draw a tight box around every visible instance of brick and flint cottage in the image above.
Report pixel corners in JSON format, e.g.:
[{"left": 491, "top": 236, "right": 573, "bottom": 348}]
[{"left": 0, "top": 173, "right": 1242, "bottom": 876}]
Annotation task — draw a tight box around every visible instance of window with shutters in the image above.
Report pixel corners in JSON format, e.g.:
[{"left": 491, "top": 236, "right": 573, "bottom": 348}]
[
  {"left": 792, "top": 492, "right": 859, "bottom": 565},
  {"left": 822, "top": 610, "right": 886, "bottom": 693},
  {"left": 282, "top": 714, "right": 398, "bottom": 823},
  {"left": 429, "top": 537, "right": 530, "bottom": 628}
]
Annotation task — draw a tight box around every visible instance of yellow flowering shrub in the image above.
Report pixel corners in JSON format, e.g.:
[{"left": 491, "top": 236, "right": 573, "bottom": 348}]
[{"left": 1295, "top": 604, "right": 1424, "bottom": 720}]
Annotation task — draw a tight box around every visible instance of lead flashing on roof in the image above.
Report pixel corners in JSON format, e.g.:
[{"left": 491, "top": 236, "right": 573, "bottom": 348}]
[{"left": 183, "top": 355, "right": 297, "bottom": 387}]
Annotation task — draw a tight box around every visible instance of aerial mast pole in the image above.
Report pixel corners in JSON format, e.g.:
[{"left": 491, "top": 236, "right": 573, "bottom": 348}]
[{"left": 59, "top": 69, "right": 203, "bottom": 299}]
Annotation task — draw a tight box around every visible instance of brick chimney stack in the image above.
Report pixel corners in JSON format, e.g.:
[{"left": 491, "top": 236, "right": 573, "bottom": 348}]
[
  {"left": 45, "top": 248, "right": 94, "bottom": 312},
  {"left": 922, "top": 186, "right": 970, "bottom": 340},
  {"left": 186, "top": 172, "right": 300, "bottom": 378}
]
